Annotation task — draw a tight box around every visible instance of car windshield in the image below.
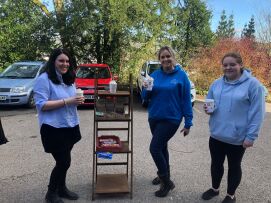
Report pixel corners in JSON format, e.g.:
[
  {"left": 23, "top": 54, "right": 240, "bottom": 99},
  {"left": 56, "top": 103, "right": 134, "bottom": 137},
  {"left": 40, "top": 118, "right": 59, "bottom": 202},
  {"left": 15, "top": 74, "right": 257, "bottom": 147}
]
[
  {"left": 76, "top": 67, "right": 110, "bottom": 79},
  {"left": 148, "top": 64, "right": 161, "bottom": 75},
  {"left": 0, "top": 64, "right": 40, "bottom": 79}
]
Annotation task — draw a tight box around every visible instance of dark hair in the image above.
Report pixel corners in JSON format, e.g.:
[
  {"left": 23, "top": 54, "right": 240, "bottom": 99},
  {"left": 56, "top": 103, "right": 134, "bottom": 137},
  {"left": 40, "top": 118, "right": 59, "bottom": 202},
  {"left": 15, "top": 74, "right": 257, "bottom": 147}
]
[
  {"left": 157, "top": 46, "right": 176, "bottom": 65},
  {"left": 42, "top": 48, "right": 75, "bottom": 85},
  {"left": 221, "top": 52, "right": 243, "bottom": 65}
]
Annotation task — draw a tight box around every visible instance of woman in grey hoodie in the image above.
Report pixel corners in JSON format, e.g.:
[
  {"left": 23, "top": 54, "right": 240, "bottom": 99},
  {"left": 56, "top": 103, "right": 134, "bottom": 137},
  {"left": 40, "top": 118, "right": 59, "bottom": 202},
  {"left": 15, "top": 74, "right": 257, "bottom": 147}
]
[{"left": 201, "top": 52, "right": 265, "bottom": 203}]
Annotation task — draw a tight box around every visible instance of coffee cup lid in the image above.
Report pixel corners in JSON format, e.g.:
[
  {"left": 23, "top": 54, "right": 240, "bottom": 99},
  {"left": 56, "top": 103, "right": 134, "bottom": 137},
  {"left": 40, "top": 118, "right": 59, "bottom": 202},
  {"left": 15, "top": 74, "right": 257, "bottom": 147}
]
[{"left": 205, "top": 99, "right": 214, "bottom": 102}]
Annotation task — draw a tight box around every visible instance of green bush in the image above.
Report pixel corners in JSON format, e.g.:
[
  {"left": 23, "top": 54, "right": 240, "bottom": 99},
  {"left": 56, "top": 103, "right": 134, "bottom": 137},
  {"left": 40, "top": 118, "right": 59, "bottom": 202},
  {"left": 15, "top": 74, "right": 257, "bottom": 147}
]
[
  {"left": 266, "top": 94, "right": 271, "bottom": 103},
  {"left": 196, "top": 88, "right": 208, "bottom": 96}
]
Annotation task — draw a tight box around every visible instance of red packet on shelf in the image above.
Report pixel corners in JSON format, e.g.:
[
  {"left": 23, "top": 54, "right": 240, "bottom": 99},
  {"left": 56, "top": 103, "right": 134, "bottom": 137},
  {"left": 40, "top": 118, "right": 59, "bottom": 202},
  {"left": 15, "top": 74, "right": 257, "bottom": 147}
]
[{"left": 96, "top": 135, "right": 122, "bottom": 152}]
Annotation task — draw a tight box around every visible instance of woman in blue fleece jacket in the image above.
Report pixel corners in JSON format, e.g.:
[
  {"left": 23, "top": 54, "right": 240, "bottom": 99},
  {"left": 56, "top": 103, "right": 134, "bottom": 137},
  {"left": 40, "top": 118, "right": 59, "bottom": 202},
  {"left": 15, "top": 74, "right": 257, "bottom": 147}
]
[
  {"left": 142, "top": 46, "right": 193, "bottom": 197},
  {"left": 202, "top": 52, "right": 265, "bottom": 203}
]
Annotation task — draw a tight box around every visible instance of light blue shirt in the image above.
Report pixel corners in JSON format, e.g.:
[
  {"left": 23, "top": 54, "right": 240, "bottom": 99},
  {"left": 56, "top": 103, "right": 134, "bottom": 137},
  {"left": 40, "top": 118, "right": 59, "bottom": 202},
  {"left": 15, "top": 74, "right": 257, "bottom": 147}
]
[{"left": 33, "top": 71, "right": 79, "bottom": 128}]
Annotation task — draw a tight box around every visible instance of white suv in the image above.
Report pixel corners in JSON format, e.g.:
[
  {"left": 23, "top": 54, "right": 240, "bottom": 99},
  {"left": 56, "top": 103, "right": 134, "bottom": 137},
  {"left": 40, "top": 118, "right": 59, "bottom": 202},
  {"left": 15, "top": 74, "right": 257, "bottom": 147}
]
[{"left": 137, "top": 60, "right": 196, "bottom": 106}]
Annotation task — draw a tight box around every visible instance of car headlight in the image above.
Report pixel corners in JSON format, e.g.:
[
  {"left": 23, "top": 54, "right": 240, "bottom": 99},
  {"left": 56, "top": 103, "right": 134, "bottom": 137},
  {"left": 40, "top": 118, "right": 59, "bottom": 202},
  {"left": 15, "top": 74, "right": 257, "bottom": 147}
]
[{"left": 10, "top": 86, "right": 26, "bottom": 93}]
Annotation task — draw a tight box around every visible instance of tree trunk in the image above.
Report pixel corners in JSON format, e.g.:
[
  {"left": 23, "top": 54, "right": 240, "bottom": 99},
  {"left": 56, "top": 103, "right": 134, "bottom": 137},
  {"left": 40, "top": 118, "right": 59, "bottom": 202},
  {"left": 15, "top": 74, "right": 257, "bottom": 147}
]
[{"left": 95, "top": 31, "right": 102, "bottom": 63}]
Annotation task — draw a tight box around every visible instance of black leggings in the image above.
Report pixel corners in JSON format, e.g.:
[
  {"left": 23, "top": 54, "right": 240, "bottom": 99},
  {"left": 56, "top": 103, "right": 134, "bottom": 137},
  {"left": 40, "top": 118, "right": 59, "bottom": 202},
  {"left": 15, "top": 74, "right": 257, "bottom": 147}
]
[
  {"left": 209, "top": 137, "right": 246, "bottom": 195},
  {"left": 48, "top": 147, "right": 73, "bottom": 192}
]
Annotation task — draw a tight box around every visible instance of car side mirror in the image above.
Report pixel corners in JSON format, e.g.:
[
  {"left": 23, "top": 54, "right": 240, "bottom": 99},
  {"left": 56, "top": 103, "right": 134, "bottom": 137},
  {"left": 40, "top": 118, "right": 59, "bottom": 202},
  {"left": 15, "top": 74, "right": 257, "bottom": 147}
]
[{"left": 140, "top": 71, "right": 146, "bottom": 77}]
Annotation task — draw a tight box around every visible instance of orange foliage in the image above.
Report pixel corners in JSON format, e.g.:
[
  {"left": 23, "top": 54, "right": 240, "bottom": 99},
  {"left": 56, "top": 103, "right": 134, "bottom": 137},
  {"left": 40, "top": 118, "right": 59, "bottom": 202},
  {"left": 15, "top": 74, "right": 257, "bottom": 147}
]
[{"left": 187, "top": 38, "right": 271, "bottom": 92}]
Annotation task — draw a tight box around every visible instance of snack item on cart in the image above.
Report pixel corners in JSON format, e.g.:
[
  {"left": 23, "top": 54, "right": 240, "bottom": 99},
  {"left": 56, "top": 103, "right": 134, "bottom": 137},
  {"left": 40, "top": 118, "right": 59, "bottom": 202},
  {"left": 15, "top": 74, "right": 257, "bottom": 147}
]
[
  {"left": 97, "top": 135, "right": 122, "bottom": 152},
  {"left": 97, "top": 152, "right": 113, "bottom": 159}
]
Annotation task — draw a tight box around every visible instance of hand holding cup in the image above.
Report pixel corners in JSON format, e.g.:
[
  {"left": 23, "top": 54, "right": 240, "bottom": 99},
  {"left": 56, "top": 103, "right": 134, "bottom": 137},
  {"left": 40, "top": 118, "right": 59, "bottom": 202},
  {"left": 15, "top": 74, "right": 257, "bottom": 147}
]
[
  {"left": 143, "top": 77, "right": 154, "bottom": 91},
  {"left": 204, "top": 99, "right": 215, "bottom": 114},
  {"left": 76, "top": 88, "right": 85, "bottom": 104}
]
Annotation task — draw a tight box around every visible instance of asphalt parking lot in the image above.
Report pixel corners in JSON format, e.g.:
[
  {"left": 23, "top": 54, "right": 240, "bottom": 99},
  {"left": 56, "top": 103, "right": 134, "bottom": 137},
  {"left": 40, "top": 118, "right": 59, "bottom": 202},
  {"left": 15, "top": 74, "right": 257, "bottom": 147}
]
[{"left": 0, "top": 99, "right": 270, "bottom": 203}]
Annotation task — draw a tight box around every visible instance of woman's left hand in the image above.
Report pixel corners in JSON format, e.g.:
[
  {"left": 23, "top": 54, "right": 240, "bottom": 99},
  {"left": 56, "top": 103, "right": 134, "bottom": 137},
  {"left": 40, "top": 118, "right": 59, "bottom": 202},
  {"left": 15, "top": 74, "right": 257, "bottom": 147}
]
[
  {"left": 181, "top": 128, "right": 190, "bottom": 137},
  {"left": 243, "top": 140, "right": 253, "bottom": 148}
]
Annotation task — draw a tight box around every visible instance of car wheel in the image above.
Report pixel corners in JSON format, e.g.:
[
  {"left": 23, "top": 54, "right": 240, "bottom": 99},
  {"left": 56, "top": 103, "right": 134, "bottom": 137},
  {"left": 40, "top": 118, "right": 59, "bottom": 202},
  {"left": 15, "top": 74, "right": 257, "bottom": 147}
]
[{"left": 26, "top": 92, "right": 35, "bottom": 108}]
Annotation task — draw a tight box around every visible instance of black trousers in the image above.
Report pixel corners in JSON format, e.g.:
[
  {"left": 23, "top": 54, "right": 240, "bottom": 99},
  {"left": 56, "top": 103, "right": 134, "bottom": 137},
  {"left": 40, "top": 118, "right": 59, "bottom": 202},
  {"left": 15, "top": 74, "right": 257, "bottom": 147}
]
[
  {"left": 0, "top": 118, "right": 8, "bottom": 145},
  {"left": 209, "top": 137, "right": 246, "bottom": 195},
  {"left": 48, "top": 146, "right": 73, "bottom": 192},
  {"left": 149, "top": 119, "right": 179, "bottom": 176}
]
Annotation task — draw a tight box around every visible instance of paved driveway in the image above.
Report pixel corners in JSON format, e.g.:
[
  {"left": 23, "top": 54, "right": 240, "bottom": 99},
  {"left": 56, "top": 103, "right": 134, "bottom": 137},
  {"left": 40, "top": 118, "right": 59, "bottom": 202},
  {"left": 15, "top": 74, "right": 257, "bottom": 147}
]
[{"left": 0, "top": 101, "right": 270, "bottom": 203}]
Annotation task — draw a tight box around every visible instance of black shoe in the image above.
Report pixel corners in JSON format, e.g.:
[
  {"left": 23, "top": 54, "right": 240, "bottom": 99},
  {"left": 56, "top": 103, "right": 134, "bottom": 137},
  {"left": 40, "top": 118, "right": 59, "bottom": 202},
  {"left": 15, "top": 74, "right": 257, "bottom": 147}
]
[
  {"left": 154, "top": 180, "right": 175, "bottom": 197},
  {"left": 154, "top": 175, "right": 175, "bottom": 197},
  {"left": 152, "top": 167, "right": 171, "bottom": 185},
  {"left": 221, "top": 196, "right": 236, "bottom": 203},
  {"left": 45, "top": 190, "right": 64, "bottom": 203},
  {"left": 201, "top": 188, "right": 219, "bottom": 200},
  {"left": 58, "top": 186, "right": 79, "bottom": 200},
  {"left": 152, "top": 176, "right": 160, "bottom": 185}
]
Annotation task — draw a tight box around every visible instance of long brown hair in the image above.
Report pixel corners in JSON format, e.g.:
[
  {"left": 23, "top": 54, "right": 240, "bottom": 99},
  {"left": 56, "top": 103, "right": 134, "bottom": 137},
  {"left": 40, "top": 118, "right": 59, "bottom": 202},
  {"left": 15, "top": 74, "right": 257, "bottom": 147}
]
[{"left": 221, "top": 52, "right": 243, "bottom": 65}]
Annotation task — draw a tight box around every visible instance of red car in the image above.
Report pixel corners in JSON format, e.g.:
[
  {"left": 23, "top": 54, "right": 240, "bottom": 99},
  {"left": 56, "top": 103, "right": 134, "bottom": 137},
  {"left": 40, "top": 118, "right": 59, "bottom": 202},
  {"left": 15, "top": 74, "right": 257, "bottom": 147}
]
[{"left": 75, "top": 64, "right": 113, "bottom": 106}]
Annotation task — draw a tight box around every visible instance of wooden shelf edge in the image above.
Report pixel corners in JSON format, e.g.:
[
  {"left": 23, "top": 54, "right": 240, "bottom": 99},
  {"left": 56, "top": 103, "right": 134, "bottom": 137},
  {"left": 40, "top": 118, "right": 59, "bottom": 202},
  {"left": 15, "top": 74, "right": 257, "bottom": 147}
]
[
  {"left": 97, "top": 90, "right": 130, "bottom": 96},
  {"left": 95, "top": 117, "right": 131, "bottom": 121}
]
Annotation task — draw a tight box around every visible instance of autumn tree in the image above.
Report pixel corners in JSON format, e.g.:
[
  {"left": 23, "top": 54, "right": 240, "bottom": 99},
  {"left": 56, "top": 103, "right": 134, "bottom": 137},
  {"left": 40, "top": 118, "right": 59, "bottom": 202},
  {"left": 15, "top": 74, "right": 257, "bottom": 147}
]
[{"left": 187, "top": 38, "right": 271, "bottom": 92}]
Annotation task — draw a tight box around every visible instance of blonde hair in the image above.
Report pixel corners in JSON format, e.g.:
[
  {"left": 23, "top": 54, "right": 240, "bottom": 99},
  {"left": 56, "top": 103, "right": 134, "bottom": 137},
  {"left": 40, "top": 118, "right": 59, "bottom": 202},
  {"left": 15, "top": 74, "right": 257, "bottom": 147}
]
[{"left": 157, "top": 46, "right": 177, "bottom": 65}]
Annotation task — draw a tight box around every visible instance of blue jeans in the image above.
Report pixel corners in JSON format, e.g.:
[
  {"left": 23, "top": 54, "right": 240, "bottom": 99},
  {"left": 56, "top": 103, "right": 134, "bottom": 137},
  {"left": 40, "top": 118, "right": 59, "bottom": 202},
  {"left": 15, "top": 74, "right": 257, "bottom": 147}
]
[{"left": 149, "top": 119, "right": 180, "bottom": 176}]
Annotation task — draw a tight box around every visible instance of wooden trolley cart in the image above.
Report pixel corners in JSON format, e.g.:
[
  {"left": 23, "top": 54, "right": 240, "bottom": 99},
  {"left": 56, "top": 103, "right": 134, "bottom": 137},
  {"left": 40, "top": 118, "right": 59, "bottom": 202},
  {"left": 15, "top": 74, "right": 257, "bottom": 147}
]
[{"left": 92, "top": 75, "right": 133, "bottom": 200}]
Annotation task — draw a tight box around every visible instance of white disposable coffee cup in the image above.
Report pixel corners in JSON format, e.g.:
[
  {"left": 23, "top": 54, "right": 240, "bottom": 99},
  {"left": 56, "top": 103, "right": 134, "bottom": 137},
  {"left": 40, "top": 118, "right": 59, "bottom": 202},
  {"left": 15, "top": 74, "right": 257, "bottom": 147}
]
[
  {"left": 144, "top": 77, "right": 154, "bottom": 91},
  {"left": 76, "top": 88, "right": 84, "bottom": 97},
  {"left": 205, "top": 99, "right": 215, "bottom": 113}
]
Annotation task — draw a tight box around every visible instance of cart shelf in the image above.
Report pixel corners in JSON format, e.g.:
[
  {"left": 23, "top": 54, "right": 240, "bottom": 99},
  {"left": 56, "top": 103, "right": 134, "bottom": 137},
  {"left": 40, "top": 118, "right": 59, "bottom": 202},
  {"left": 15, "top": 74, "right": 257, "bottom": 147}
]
[{"left": 95, "top": 174, "right": 129, "bottom": 194}]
